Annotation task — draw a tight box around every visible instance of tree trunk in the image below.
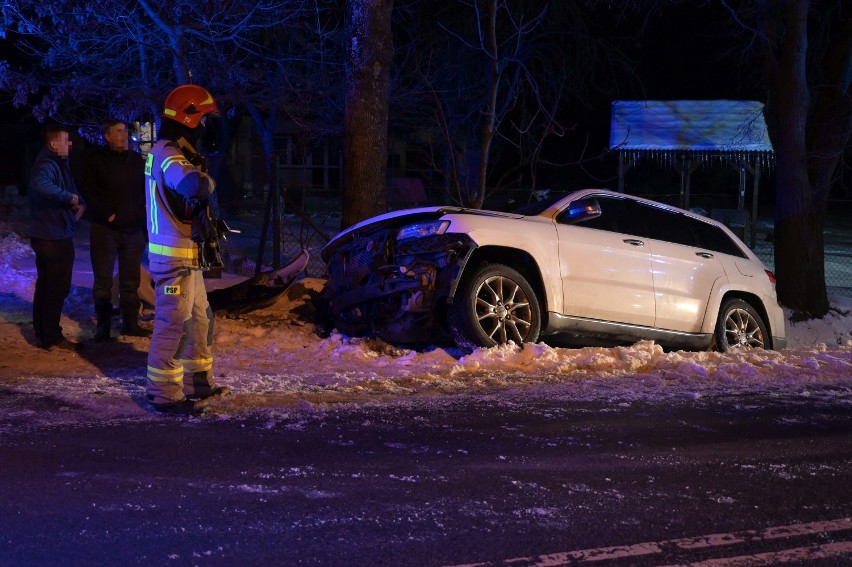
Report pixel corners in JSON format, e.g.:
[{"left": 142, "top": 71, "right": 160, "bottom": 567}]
[
  {"left": 342, "top": 0, "right": 394, "bottom": 229},
  {"left": 773, "top": 212, "right": 828, "bottom": 318},
  {"left": 760, "top": 0, "right": 830, "bottom": 317},
  {"left": 473, "top": 0, "right": 499, "bottom": 210},
  {"left": 770, "top": 83, "right": 830, "bottom": 317},
  {"left": 244, "top": 104, "right": 278, "bottom": 194}
]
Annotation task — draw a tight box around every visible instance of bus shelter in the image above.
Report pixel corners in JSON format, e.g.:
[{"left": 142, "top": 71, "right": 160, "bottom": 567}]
[{"left": 610, "top": 100, "right": 774, "bottom": 247}]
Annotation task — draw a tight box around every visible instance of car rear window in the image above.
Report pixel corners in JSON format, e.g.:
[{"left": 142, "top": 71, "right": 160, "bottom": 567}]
[
  {"left": 632, "top": 202, "right": 696, "bottom": 247},
  {"left": 686, "top": 216, "right": 748, "bottom": 258}
]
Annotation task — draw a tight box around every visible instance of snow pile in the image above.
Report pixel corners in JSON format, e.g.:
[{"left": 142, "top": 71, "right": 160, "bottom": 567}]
[
  {"left": 0, "top": 215, "right": 851, "bottom": 426},
  {"left": 783, "top": 294, "right": 852, "bottom": 349},
  {"left": 0, "top": 224, "right": 34, "bottom": 298}
]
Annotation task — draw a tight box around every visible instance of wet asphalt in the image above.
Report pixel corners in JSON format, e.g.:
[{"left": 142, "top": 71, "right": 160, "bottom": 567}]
[{"left": 2, "top": 391, "right": 852, "bottom": 566}]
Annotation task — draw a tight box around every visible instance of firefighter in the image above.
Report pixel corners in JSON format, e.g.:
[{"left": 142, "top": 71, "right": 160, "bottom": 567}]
[{"left": 144, "top": 84, "right": 230, "bottom": 415}]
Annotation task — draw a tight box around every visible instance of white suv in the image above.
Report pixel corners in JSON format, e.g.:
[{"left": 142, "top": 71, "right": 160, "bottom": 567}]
[{"left": 321, "top": 189, "right": 786, "bottom": 352}]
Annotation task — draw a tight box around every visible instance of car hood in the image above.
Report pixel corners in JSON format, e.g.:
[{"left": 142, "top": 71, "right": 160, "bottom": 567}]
[{"left": 322, "top": 206, "right": 525, "bottom": 261}]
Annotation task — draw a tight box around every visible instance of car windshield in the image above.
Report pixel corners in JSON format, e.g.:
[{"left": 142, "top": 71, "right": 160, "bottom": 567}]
[{"left": 511, "top": 193, "right": 568, "bottom": 216}]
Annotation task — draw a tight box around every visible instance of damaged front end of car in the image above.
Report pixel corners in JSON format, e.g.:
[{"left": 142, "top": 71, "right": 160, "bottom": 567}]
[{"left": 323, "top": 217, "right": 474, "bottom": 344}]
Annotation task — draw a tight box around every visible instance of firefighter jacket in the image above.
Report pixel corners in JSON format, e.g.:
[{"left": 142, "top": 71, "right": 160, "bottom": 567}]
[{"left": 144, "top": 137, "right": 215, "bottom": 268}]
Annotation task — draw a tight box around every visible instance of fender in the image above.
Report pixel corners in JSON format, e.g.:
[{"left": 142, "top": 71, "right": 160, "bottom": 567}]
[
  {"left": 443, "top": 214, "right": 563, "bottom": 313},
  {"left": 699, "top": 278, "right": 772, "bottom": 336}
]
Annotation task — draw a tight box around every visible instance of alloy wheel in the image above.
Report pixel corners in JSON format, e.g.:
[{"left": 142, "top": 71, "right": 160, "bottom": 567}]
[
  {"left": 473, "top": 275, "right": 533, "bottom": 344},
  {"left": 724, "top": 307, "right": 765, "bottom": 349}
]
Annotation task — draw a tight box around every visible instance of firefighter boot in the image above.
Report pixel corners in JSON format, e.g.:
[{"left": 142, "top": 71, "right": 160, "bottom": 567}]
[
  {"left": 94, "top": 299, "right": 113, "bottom": 342},
  {"left": 153, "top": 397, "right": 208, "bottom": 417},
  {"left": 120, "top": 304, "right": 152, "bottom": 337},
  {"left": 193, "top": 386, "right": 232, "bottom": 402}
]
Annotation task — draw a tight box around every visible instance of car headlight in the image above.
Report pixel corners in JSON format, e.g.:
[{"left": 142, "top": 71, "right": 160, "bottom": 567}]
[{"left": 396, "top": 220, "right": 450, "bottom": 242}]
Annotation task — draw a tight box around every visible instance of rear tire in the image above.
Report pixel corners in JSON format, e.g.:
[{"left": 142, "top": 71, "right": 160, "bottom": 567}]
[
  {"left": 714, "top": 298, "right": 769, "bottom": 351},
  {"left": 449, "top": 263, "right": 541, "bottom": 351}
]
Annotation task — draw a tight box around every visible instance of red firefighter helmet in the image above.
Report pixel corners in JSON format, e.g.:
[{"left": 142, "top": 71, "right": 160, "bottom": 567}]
[{"left": 162, "top": 85, "right": 220, "bottom": 128}]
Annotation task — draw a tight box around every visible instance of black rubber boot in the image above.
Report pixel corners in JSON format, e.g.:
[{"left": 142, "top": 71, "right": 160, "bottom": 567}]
[
  {"left": 191, "top": 386, "right": 232, "bottom": 401},
  {"left": 121, "top": 305, "right": 152, "bottom": 337},
  {"left": 94, "top": 299, "right": 113, "bottom": 342},
  {"left": 152, "top": 398, "right": 207, "bottom": 416}
]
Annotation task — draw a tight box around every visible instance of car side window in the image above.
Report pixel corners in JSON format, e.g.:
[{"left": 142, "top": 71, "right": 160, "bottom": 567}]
[
  {"left": 632, "top": 203, "right": 696, "bottom": 247},
  {"left": 687, "top": 216, "right": 748, "bottom": 258},
  {"left": 560, "top": 195, "right": 636, "bottom": 235}
]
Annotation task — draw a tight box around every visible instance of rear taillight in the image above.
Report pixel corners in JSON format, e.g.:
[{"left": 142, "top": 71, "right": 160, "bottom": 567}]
[{"left": 765, "top": 270, "right": 777, "bottom": 285}]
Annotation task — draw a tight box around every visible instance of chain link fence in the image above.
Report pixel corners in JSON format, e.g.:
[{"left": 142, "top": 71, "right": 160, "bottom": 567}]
[
  {"left": 216, "top": 185, "right": 340, "bottom": 279},
  {"left": 749, "top": 208, "right": 852, "bottom": 296}
]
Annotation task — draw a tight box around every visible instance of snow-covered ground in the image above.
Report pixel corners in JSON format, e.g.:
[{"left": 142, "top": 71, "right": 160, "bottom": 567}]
[{"left": 1, "top": 215, "right": 851, "bottom": 428}]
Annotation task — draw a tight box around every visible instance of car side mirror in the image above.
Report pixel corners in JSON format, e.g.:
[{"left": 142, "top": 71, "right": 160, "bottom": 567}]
[{"left": 560, "top": 198, "right": 602, "bottom": 224}]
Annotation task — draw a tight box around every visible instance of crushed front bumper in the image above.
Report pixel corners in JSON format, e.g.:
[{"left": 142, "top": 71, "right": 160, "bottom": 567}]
[{"left": 325, "top": 231, "right": 474, "bottom": 343}]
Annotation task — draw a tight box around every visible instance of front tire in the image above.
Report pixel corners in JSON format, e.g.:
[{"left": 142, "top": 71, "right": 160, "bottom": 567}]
[
  {"left": 714, "top": 298, "right": 769, "bottom": 351},
  {"left": 449, "top": 263, "right": 541, "bottom": 351}
]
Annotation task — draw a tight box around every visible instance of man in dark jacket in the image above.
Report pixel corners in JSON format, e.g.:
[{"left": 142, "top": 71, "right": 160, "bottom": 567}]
[
  {"left": 80, "top": 119, "right": 151, "bottom": 341},
  {"left": 29, "top": 124, "right": 86, "bottom": 351}
]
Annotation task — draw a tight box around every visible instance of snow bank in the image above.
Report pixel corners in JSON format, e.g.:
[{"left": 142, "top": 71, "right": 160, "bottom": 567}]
[{"left": 1, "top": 217, "right": 851, "bottom": 427}]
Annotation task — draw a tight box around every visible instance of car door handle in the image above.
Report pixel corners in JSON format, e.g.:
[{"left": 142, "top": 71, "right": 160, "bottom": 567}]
[
  {"left": 623, "top": 239, "right": 644, "bottom": 246},
  {"left": 696, "top": 251, "right": 714, "bottom": 259}
]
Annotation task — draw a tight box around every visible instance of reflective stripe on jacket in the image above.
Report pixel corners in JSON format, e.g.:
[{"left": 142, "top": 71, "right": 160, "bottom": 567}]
[{"left": 144, "top": 138, "right": 210, "bottom": 265}]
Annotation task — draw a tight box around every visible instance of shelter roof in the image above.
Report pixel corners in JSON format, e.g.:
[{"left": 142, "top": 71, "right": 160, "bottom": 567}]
[{"left": 610, "top": 100, "right": 773, "bottom": 153}]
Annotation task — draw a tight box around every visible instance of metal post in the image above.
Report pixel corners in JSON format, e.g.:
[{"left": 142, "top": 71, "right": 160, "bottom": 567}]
[
  {"left": 751, "top": 157, "right": 761, "bottom": 248},
  {"left": 273, "top": 154, "right": 281, "bottom": 269},
  {"left": 254, "top": 177, "right": 272, "bottom": 277},
  {"left": 738, "top": 162, "right": 746, "bottom": 211}
]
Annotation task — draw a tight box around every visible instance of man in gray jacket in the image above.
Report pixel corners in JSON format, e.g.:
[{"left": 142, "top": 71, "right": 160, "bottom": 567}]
[{"left": 29, "top": 124, "right": 86, "bottom": 350}]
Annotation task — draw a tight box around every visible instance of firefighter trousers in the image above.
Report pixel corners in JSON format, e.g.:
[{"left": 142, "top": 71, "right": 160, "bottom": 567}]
[{"left": 145, "top": 264, "right": 216, "bottom": 407}]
